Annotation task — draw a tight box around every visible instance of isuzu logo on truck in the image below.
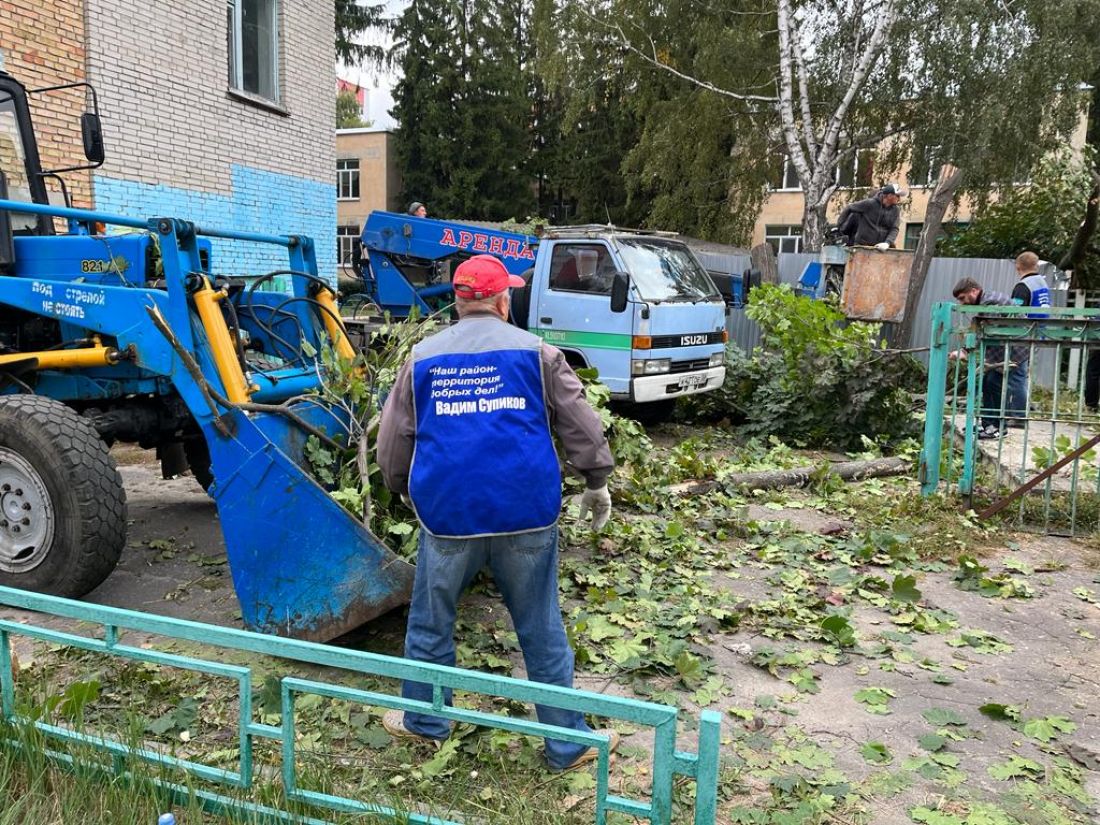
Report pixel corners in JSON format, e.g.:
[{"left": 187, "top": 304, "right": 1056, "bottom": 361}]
[
  {"left": 439, "top": 228, "right": 535, "bottom": 262},
  {"left": 680, "top": 334, "right": 708, "bottom": 346}
]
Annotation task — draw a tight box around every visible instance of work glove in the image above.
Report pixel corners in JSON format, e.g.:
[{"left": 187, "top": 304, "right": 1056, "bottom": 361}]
[
  {"left": 875, "top": 242, "right": 890, "bottom": 250},
  {"left": 578, "top": 486, "right": 612, "bottom": 531}
]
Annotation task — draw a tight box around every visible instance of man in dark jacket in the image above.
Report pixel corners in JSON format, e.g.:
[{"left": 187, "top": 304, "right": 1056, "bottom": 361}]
[{"left": 836, "top": 184, "right": 906, "bottom": 248}]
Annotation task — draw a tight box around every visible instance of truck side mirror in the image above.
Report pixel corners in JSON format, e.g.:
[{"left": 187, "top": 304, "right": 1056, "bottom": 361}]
[
  {"left": 0, "top": 172, "right": 14, "bottom": 271},
  {"left": 81, "top": 112, "right": 105, "bottom": 164},
  {"left": 610, "top": 271, "right": 629, "bottom": 313}
]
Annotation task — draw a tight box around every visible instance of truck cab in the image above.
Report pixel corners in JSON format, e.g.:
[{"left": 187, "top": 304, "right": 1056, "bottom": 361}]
[
  {"left": 517, "top": 227, "right": 726, "bottom": 406},
  {"left": 355, "top": 213, "right": 728, "bottom": 410}
]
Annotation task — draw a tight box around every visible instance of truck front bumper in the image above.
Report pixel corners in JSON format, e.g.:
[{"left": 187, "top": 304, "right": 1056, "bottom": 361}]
[{"left": 631, "top": 366, "right": 726, "bottom": 403}]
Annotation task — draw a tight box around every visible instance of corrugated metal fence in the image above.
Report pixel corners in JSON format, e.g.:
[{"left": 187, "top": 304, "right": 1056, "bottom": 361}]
[{"left": 697, "top": 251, "right": 1062, "bottom": 387}]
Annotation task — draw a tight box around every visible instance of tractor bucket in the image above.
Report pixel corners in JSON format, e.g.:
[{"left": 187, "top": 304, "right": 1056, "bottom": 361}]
[{"left": 203, "top": 402, "right": 415, "bottom": 643}]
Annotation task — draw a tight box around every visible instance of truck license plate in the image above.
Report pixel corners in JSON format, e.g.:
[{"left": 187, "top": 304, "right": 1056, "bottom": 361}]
[{"left": 676, "top": 374, "right": 708, "bottom": 390}]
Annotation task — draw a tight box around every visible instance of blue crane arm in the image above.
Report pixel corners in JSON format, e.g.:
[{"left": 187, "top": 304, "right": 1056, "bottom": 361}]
[{"left": 357, "top": 211, "right": 538, "bottom": 317}]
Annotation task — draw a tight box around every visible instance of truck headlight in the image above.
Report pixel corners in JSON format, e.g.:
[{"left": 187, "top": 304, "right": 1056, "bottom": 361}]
[
  {"left": 645, "top": 359, "right": 670, "bottom": 375},
  {"left": 709, "top": 352, "right": 725, "bottom": 367}
]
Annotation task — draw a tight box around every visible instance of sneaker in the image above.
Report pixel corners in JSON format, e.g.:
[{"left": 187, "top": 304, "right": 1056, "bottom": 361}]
[
  {"left": 553, "top": 728, "right": 621, "bottom": 772},
  {"left": 382, "top": 709, "right": 449, "bottom": 749},
  {"left": 977, "top": 425, "right": 1002, "bottom": 440}
]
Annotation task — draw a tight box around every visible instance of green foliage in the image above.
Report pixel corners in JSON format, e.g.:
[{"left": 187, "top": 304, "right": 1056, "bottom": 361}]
[
  {"left": 336, "top": 89, "right": 368, "bottom": 128},
  {"left": 1032, "top": 433, "right": 1099, "bottom": 482},
  {"left": 335, "top": 0, "right": 388, "bottom": 67},
  {"left": 390, "top": 0, "right": 535, "bottom": 219},
  {"left": 683, "top": 285, "right": 924, "bottom": 448},
  {"left": 942, "top": 148, "right": 1100, "bottom": 287}
]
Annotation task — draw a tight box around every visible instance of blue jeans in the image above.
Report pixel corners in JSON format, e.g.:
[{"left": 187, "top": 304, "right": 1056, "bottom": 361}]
[
  {"left": 400, "top": 525, "right": 592, "bottom": 769},
  {"left": 982, "top": 362, "right": 1028, "bottom": 428}
]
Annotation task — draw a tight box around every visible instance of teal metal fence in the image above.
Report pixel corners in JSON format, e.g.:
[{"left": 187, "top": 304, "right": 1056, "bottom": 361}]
[
  {"left": 0, "top": 585, "right": 721, "bottom": 825},
  {"left": 920, "top": 301, "right": 1100, "bottom": 534}
]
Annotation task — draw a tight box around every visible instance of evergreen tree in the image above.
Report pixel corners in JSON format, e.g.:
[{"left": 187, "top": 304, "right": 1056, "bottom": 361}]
[
  {"left": 335, "top": 0, "right": 388, "bottom": 67},
  {"left": 391, "top": 0, "right": 535, "bottom": 220}
]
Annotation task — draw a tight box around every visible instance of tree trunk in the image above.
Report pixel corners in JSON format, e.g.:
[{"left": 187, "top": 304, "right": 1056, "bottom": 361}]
[
  {"left": 750, "top": 242, "right": 780, "bottom": 285},
  {"left": 893, "top": 163, "right": 963, "bottom": 348},
  {"left": 801, "top": 200, "right": 829, "bottom": 252},
  {"left": 1059, "top": 170, "right": 1100, "bottom": 291},
  {"left": 669, "top": 457, "right": 910, "bottom": 495}
]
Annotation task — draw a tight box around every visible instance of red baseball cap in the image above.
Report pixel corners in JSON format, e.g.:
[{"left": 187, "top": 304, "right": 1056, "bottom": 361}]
[{"left": 452, "top": 254, "right": 525, "bottom": 299}]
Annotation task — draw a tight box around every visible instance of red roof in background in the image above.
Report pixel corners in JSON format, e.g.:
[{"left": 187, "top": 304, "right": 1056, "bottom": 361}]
[{"left": 337, "top": 78, "right": 365, "bottom": 106}]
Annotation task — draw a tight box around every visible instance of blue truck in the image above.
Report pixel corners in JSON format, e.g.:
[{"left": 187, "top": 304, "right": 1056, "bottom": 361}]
[{"left": 355, "top": 212, "right": 730, "bottom": 418}]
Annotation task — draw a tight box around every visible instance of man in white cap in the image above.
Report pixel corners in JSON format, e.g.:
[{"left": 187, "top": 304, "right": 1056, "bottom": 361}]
[
  {"left": 377, "top": 254, "right": 618, "bottom": 771},
  {"left": 836, "top": 183, "right": 907, "bottom": 249}
]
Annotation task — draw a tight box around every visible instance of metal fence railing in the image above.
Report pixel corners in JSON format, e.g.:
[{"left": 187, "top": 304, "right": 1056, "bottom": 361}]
[
  {"left": 0, "top": 586, "right": 720, "bottom": 825},
  {"left": 919, "top": 302, "right": 1100, "bottom": 535}
]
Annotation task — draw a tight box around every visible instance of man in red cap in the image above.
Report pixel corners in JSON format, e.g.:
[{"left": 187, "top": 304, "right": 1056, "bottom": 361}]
[{"left": 377, "top": 254, "right": 617, "bottom": 771}]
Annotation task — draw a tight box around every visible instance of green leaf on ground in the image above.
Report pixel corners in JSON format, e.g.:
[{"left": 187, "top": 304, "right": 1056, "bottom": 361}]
[
  {"left": 922, "top": 707, "right": 967, "bottom": 727},
  {"left": 891, "top": 574, "right": 922, "bottom": 604},
  {"left": 860, "top": 741, "right": 893, "bottom": 764}
]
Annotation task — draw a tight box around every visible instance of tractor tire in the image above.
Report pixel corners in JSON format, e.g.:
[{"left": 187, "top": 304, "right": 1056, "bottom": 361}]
[
  {"left": 183, "top": 437, "right": 214, "bottom": 493},
  {"left": 0, "top": 395, "right": 127, "bottom": 597}
]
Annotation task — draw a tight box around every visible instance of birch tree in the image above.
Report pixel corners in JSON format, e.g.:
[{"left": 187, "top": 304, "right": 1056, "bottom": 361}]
[{"left": 560, "top": 0, "right": 1100, "bottom": 248}]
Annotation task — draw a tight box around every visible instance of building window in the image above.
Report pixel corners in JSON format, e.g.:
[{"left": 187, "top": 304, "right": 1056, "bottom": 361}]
[
  {"left": 909, "top": 144, "right": 942, "bottom": 188},
  {"left": 227, "top": 0, "right": 279, "bottom": 102},
  {"left": 770, "top": 157, "right": 802, "bottom": 191},
  {"left": 904, "top": 221, "right": 970, "bottom": 251},
  {"left": 765, "top": 225, "right": 802, "bottom": 254},
  {"left": 337, "top": 224, "right": 360, "bottom": 267},
  {"left": 337, "top": 159, "right": 360, "bottom": 200},
  {"left": 904, "top": 223, "right": 923, "bottom": 251},
  {"left": 771, "top": 150, "right": 874, "bottom": 192}
]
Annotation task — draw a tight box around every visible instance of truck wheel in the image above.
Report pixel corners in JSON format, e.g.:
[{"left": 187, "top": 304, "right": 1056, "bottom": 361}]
[
  {"left": 0, "top": 395, "right": 127, "bottom": 597},
  {"left": 183, "top": 437, "right": 213, "bottom": 492}
]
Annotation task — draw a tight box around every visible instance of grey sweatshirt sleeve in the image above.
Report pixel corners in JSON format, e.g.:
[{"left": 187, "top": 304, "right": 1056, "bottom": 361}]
[
  {"left": 885, "top": 211, "right": 900, "bottom": 245},
  {"left": 376, "top": 359, "right": 415, "bottom": 496},
  {"left": 541, "top": 344, "right": 615, "bottom": 489}
]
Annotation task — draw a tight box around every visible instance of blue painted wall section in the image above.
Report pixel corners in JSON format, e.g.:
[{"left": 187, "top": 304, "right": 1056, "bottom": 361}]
[{"left": 93, "top": 165, "right": 337, "bottom": 285}]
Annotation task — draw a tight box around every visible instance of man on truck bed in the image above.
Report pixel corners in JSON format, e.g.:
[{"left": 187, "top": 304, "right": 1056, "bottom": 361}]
[
  {"left": 377, "top": 254, "right": 619, "bottom": 771},
  {"left": 836, "top": 184, "right": 906, "bottom": 249}
]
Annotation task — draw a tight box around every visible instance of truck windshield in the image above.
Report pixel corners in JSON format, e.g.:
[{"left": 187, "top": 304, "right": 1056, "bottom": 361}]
[
  {"left": 616, "top": 239, "right": 720, "bottom": 303},
  {"left": 0, "top": 92, "right": 37, "bottom": 230}
]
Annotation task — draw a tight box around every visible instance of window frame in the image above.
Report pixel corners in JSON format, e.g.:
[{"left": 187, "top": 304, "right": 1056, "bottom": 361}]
[
  {"left": 337, "top": 158, "right": 360, "bottom": 201},
  {"left": 227, "top": 0, "right": 281, "bottom": 105},
  {"left": 547, "top": 242, "right": 616, "bottom": 295},
  {"left": 337, "top": 223, "right": 360, "bottom": 267},
  {"left": 764, "top": 225, "right": 803, "bottom": 255}
]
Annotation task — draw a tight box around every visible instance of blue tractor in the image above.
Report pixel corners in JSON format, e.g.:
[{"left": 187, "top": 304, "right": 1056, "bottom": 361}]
[{"left": 0, "top": 68, "right": 414, "bottom": 641}]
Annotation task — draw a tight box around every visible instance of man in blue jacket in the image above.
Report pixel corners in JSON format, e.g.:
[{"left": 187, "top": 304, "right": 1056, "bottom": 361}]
[{"left": 377, "top": 254, "right": 618, "bottom": 771}]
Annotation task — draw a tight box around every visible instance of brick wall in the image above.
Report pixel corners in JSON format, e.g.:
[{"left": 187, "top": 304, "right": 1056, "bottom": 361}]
[
  {"left": 0, "top": 0, "right": 92, "bottom": 208},
  {"left": 85, "top": 0, "right": 337, "bottom": 280}
]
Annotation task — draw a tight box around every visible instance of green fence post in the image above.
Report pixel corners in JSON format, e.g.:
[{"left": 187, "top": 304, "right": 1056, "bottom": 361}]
[
  {"left": 693, "top": 710, "right": 721, "bottom": 825},
  {"left": 921, "top": 302, "right": 953, "bottom": 495},
  {"left": 0, "top": 629, "right": 12, "bottom": 718}
]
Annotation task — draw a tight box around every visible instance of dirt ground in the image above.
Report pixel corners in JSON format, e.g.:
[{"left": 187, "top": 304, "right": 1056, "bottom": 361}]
[{"left": 1, "top": 446, "right": 1099, "bottom": 824}]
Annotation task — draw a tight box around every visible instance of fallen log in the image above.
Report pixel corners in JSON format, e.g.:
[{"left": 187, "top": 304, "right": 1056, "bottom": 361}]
[{"left": 671, "top": 457, "right": 910, "bottom": 496}]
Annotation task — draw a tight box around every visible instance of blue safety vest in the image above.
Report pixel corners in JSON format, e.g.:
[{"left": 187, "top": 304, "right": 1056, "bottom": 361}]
[
  {"left": 408, "top": 316, "right": 562, "bottom": 538},
  {"left": 1018, "top": 273, "right": 1051, "bottom": 318}
]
